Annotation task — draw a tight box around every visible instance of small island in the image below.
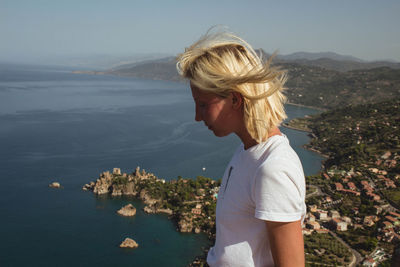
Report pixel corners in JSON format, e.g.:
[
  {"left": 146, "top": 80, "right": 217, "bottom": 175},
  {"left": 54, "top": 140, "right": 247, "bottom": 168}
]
[
  {"left": 117, "top": 204, "right": 137, "bottom": 217},
  {"left": 119, "top": 237, "right": 139, "bottom": 249},
  {"left": 49, "top": 182, "right": 61, "bottom": 188}
]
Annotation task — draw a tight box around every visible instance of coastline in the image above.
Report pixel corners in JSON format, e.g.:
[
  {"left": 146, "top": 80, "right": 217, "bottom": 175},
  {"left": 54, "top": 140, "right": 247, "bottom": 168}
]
[
  {"left": 303, "top": 145, "right": 330, "bottom": 159},
  {"left": 281, "top": 122, "right": 312, "bottom": 133},
  {"left": 286, "top": 101, "right": 327, "bottom": 112},
  {"left": 282, "top": 120, "right": 330, "bottom": 159}
]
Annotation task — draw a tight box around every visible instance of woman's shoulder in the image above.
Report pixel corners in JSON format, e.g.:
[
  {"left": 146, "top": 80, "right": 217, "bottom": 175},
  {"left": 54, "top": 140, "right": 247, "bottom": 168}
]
[
  {"left": 257, "top": 134, "right": 296, "bottom": 158},
  {"left": 257, "top": 135, "right": 303, "bottom": 172}
]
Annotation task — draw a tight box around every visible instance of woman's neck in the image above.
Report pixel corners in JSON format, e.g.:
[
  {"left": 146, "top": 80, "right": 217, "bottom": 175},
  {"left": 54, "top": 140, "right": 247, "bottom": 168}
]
[{"left": 238, "top": 127, "right": 282, "bottom": 150}]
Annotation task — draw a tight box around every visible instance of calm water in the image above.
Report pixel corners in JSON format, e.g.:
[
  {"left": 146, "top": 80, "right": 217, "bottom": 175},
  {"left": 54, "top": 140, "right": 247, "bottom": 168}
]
[{"left": 0, "top": 63, "right": 322, "bottom": 266}]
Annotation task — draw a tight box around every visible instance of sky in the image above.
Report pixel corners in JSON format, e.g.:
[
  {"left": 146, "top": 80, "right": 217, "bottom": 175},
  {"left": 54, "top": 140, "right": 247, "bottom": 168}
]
[{"left": 1, "top": 0, "right": 399, "bottom": 65}]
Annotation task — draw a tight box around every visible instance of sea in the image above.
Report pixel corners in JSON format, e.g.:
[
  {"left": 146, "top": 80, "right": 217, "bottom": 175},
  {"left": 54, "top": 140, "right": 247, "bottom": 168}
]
[{"left": 0, "top": 63, "right": 323, "bottom": 266}]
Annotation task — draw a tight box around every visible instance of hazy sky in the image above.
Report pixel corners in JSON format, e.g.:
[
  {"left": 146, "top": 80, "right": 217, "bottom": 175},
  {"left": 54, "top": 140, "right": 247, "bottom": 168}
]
[{"left": 1, "top": 0, "right": 399, "bottom": 64}]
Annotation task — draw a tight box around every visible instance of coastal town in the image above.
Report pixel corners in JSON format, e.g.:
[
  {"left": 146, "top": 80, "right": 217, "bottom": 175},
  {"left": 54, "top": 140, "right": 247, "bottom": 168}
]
[{"left": 289, "top": 98, "right": 400, "bottom": 266}]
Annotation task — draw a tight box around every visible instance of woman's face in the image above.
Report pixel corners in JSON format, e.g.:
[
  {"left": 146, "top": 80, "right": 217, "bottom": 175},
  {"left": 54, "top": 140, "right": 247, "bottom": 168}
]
[{"left": 190, "top": 83, "right": 236, "bottom": 137}]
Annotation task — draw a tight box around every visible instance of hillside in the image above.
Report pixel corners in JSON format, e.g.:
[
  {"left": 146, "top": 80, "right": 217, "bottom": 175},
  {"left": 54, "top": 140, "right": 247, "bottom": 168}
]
[
  {"left": 288, "top": 57, "right": 400, "bottom": 72},
  {"left": 107, "top": 57, "right": 182, "bottom": 81},
  {"left": 289, "top": 98, "right": 400, "bottom": 169},
  {"left": 262, "top": 51, "right": 400, "bottom": 72},
  {"left": 283, "top": 64, "right": 400, "bottom": 109},
  {"left": 105, "top": 56, "right": 400, "bottom": 110}
]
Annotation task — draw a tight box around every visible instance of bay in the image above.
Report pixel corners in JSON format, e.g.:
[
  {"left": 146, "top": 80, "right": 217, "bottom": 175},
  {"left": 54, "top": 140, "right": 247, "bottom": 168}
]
[{"left": 0, "top": 64, "right": 322, "bottom": 266}]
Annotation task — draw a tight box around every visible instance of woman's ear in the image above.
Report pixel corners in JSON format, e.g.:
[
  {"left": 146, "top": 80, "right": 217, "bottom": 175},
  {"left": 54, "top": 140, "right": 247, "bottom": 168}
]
[{"left": 231, "top": 92, "right": 243, "bottom": 110}]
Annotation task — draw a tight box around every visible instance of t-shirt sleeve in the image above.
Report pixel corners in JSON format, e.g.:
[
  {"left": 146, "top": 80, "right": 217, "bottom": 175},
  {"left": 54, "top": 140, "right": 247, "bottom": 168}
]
[{"left": 252, "top": 160, "right": 305, "bottom": 222}]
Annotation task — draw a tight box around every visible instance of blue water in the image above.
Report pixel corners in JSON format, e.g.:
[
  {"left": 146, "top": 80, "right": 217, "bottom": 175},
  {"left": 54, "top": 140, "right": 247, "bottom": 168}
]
[{"left": 0, "top": 63, "right": 322, "bottom": 266}]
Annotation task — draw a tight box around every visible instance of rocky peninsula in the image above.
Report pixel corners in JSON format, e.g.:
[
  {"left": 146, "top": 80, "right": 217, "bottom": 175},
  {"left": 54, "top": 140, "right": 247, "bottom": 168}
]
[{"left": 84, "top": 167, "right": 220, "bottom": 239}]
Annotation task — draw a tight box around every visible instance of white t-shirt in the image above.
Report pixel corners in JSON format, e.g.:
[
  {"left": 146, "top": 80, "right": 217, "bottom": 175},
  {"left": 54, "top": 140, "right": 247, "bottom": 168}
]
[{"left": 207, "top": 134, "right": 306, "bottom": 267}]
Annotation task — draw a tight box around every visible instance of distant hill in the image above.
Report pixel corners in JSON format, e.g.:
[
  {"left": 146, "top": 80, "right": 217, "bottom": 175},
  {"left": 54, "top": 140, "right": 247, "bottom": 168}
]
[
  {"left": 109, "top": 50, "right": 400, "bottom": 75},
  {"left": 110, "top": 56, "right": 176, "bottom": 71},
  {"left": 282, "top": 63, "right": 400, "bottom": 109},
  {"left": 280, "top": 51, "right": 364, "bottom": 62},
  {"left": 43, "top": 53, "right": 172, "bottom": 70},
  {"left": 287, "top": 57, "right": 400, "bottom": 72},
  {"left": 89, "top": 51, "right": 400, "bottom": 110},
  {"left": 107, "top": 56, "right": 181, "bottom": 81},
  {"left": 256, "top": 50, "right": 400, "bottom": 72}
]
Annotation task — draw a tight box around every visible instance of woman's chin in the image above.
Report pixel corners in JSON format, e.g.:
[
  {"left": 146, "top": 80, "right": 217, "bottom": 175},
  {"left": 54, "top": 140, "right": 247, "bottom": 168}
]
[{"left": 211, "top": 129, "right": 230, "bottom": 138}]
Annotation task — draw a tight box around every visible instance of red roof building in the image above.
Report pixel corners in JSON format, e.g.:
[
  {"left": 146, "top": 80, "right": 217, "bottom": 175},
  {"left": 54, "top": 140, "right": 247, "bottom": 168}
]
[
  {"left": 389, "top": 211, "right": 400, "bottom": 218},
  {"left": 335, "top": 183, "right": 344, "bottom": 191},
  {"left": 347, "top": 182, "right": 356, "bottom": 190},
  {"left": 366, "top": 192, "right": 381, "bottom": 201}
]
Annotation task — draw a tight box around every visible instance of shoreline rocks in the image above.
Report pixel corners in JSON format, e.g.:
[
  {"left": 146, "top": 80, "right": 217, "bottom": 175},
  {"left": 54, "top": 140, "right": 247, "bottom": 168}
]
[
  {"left": 178, "top": 217, "right": 194, "bottom": 233},
  {"left": 82, "top": 181, "right": 95, "bottom": 191},
  {"left": 119, "top": 237, "right": 139, "bottom": 249},
  {"left": 143, "top": 205, "right": 156, "bottom": 214},
  {"left": 143, "top": 205, "right": 173, "bottom": 215},
  {"left": 117, "top": 204, "right": 137, "bottom": 217},
  {"left": 139, "top": 189, "right": 158, "bottom": 205}
]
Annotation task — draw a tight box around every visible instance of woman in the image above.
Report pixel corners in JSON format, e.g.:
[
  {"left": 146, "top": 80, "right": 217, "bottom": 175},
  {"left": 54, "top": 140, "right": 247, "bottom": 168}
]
[{"left": 177, "top": 31, "right": 306, "bottom": 267}]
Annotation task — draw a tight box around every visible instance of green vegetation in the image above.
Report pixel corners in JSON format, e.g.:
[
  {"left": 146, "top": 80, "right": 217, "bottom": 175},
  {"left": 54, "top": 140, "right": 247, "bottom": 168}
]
[
  {"left": 382, "top": 188, "right": 400, "bottom": 208},
  {"left": 304, "top": 233, "right": 352, "bottom": 266},
  {"left": 112, "top": 175, "right": 128, "bottom": 185},
  {"left": 338, "top": 225, "right": 378, "bottom": 255}
]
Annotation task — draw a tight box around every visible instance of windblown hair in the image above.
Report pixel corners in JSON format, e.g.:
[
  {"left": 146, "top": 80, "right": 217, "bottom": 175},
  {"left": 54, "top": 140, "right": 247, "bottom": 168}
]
[{"left": 176, "top": 31, "right": 287, "bottom": 143}]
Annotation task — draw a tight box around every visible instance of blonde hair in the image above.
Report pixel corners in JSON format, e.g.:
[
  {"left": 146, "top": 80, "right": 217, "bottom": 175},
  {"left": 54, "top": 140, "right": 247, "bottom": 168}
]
[{"left": 176, "top": 30, "right": 287, "bottom": 143}]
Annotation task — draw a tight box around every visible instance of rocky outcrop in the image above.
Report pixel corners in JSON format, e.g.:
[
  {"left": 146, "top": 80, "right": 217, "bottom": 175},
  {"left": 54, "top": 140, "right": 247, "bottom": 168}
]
[
  {"left": 93, "top": 171, "right": 113, "bottom": 195},
  {"left": 143, "top": 205, "right": 173, "bottom": 215},
  {"left": 135, "top": 166, "right": 153, "bottom": 180},
  {"left": 143, "top": 205, "right": 156, "bottom": 214},
  {"left": 49, "top": 182, "right": 61, "bottom": 188},
  {"left": 117, "top": 204, "right": 137, "bottom": 217},
  {"left": 157, "top": 208, "right": 173, "bottom": 215},
  {"left": 178, "top": 216, "right": 194, "bottom": 233},
  {"left": 111, "top": 182, "right": 137, "bottom": 196},
  {"left": 139, "top": 189, "right": 158, "bottom": 205},
  {"left": 87, "top": 167, "right": 156, "bottom": 196},
  {"left": 119, "top": 237, "right": 139, "bottom": 248},
  {"left": 113, "top": 168, "right": 121, "bottom": 175},
  {"left": 82, "top": 181, "right": 95, "bottom": 191}
]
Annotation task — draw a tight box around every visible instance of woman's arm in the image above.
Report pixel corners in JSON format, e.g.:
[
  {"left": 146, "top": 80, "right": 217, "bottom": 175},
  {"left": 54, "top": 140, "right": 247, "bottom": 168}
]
[{"left": 266, "top": 220, "right": 305, "bottom": 267}]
